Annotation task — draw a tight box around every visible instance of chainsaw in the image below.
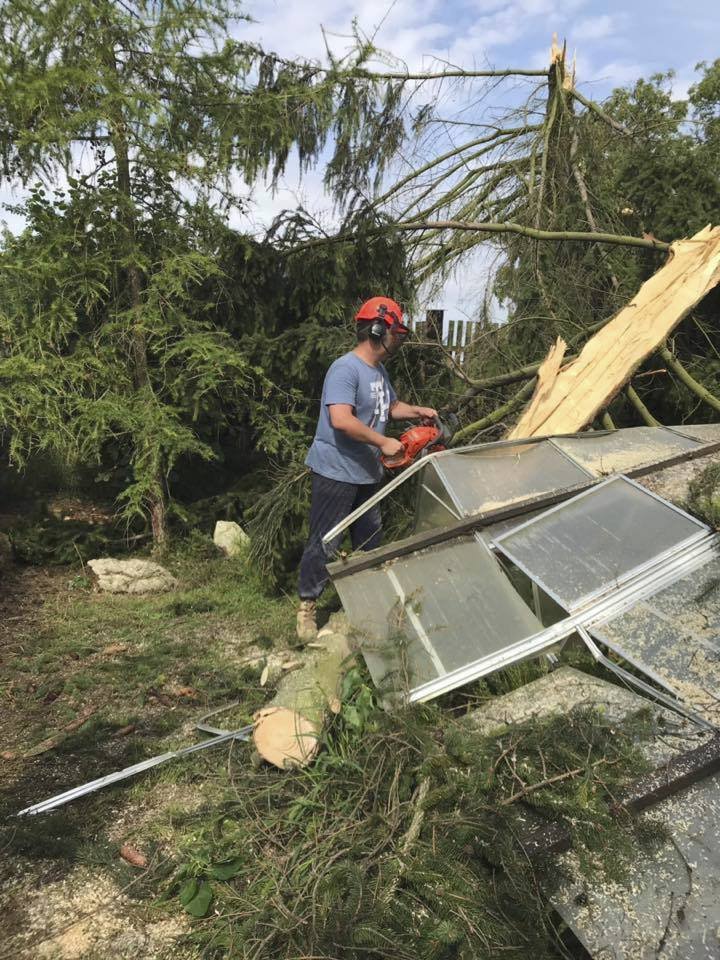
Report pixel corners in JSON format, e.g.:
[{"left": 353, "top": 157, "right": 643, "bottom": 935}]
[{"left": 381, "top": 414, "right": 456, "bottom": 471}]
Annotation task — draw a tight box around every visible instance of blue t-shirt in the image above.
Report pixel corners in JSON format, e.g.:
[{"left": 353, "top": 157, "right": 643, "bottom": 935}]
[{"left": 305, "top": 352, "right": 397, "bottom": 483}]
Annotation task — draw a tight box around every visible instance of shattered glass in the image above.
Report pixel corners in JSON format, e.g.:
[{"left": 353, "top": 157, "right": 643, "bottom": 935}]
[
  {"left": 333, "top": 535, "right": 543, "bottom": 697},
  {"left": 494, "top": 476, "right": 708, "bottom": 611},
  {"left": 591, "top": 548, "right": 720, "bottom": 725}
]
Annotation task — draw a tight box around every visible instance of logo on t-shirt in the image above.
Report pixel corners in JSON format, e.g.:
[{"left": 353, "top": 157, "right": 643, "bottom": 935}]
[{"left": 369, "top": 377, "right": 390, "bottom": 427}]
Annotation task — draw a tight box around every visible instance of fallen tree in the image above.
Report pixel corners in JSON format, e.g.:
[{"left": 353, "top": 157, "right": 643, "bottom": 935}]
[{"left": 253, "top": 613, "right": 355, "bottom": 768}]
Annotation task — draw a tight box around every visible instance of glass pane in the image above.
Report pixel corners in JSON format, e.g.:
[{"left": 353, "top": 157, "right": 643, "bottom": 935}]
[
  {"left": 495, "top": 476, "right": 708, "bottom": 611},
  {"left": 334, "top": 535, "right": 542, "bottom": 696},
  {"left": 432, "top": 442, "right": 592, "bottom": 517},
  {"left": 552, "top": 426, "right": 701, "bottom": 477},
  {"left": 668, "top": 423, "right": 720, "bottom": 443},
  {"left": 592, "top": 548, "right": 720, "bottom": 723},
  {"left": 414, "top": 461, "right": 461, "bottom": 533}
]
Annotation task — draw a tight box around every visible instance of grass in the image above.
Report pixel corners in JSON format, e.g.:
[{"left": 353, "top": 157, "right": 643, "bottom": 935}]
[
  {"left": 0, "top": 533, "right": 300, "bottom": 895},
  {"left": 0, "top": 532, "right": 674, "bottom": 960}
]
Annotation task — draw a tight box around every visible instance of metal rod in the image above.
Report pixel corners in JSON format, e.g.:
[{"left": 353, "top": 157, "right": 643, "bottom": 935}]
[{"left": 15, "top": 724, "right": 253, "bottom": 817}]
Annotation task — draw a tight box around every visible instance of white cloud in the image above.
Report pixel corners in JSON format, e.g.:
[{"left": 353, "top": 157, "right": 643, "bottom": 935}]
[{"left": 572, "top": 14, "right": 616, "bottom": 41}]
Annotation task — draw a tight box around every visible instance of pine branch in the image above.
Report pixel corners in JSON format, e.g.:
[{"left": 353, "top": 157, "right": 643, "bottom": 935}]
[
  {"left": 626, "top": 384, "right": 661, "bottom": 426},
  {"left": 658, "top": 344, "right": 720, "bottom": 415},
  {"left": 570, "top": 88, "right": 630, "bottom": 135}
]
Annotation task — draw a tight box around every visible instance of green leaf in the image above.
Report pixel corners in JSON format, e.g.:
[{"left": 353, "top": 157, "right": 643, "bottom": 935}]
[
  {"left": 183, "top": 880, "right": 213, "bottom": 918},
  {"left": 178, "top": 878, "right": 198, "bottom": 906},
  {"left": 209, "top": 857, "right": 244, "bottom": 880}
]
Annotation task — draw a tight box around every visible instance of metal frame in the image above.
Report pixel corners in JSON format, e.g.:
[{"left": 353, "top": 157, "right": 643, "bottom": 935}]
[
  {"left": 406, "top": 532, "right": 718, "bottom": 703},
  {"left": 16, "top": 721, "right": 253, "bottom": 817},
  {"left": 492, "top": 475, "right": 710, "bottom": 613}
]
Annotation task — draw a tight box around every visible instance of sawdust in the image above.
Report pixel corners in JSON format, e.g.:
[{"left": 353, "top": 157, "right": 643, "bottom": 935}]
[
  {"left": 105, "top": 782, "right": 207, "bottom": 844},
  {"left": 637, "top": 449, "right": 720, "bottom": 507},
  {"left": 3, "top": 865, "right": 192, "bottom": 960}
]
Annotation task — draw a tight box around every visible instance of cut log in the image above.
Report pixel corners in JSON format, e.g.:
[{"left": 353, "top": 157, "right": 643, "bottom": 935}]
[
  {"left": 252, "top": 613, "right": 354, "bottom": 768},
  {"left": 508, "top": 225, "right": 720, "bottom": 439}
]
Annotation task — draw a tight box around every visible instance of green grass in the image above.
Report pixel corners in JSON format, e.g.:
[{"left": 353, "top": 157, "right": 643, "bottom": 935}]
[{"left": 0, "top": 534, "right": 298, "bottom": 880}]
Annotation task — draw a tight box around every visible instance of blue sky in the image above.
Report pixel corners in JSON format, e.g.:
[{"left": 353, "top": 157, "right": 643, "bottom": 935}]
[{"left": 2, "top": 1, "right": 718, "bottom": 323}]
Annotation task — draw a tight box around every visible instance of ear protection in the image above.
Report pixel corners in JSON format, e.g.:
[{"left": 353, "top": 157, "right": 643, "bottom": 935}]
[{"left": 369, "top": 303, "right": 388, "bottom": 340}]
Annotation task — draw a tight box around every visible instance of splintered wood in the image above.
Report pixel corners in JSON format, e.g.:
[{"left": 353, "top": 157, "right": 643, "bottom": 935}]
[{"left": 508, "top": 225, "right": 720, "bottom": 439}]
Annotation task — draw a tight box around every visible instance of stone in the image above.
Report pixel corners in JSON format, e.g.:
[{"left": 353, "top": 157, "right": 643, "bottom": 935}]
[
  {"left": 213, "top": 520, "right": 250, "bottom": 557},
  {"left": 87, "top": 558, "right": 178, "bottom": 594}
]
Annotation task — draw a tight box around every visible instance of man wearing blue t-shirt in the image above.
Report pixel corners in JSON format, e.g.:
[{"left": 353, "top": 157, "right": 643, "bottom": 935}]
[{"left": 297, "top": 296, "right": 437, "bottom": 641}]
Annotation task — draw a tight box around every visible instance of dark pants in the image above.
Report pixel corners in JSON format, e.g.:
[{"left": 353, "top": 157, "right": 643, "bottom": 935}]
[{"left": 298, "top": 472, "right": 382, "bottom": 600}]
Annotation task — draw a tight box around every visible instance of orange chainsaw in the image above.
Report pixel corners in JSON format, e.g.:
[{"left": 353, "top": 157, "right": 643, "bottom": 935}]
[{"left": 381, "top": 415, "right": 455, "bottom": 471}]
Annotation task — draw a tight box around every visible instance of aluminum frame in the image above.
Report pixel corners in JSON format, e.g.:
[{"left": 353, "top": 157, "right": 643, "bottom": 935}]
[
  {"left": 577, "top": 628, "right": 714, "bottom": 731},
  {"left": 320, "top": 431, "right": 614, "bottom": 549},
  {"left": 492, "top": 475, "right": 710, "bottom": 613}
]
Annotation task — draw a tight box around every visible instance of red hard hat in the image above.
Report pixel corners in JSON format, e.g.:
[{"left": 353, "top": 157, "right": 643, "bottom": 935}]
[{"left": 355, "top": 296, "right": 407, "bottom": 331}]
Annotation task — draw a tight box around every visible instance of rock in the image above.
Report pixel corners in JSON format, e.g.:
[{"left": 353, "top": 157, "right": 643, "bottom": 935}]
[
  {"left": 87, "top": 558, "right": 177, "bottom": 594},
  {"left": 0, "top": 531, "right": 13, "bottom": 566},
  {"left": 213, "top": 520, "right": 250, "bottom": 557}
]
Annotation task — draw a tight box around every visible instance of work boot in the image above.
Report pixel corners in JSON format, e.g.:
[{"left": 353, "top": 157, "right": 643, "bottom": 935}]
[{"left": 296, "top": 599, "right": 318, "bottom": 643}]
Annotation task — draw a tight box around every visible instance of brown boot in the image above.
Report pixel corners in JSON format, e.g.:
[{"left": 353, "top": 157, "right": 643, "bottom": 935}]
[{"left": 296, "top": 599, "right": 318, "bottom": 643}]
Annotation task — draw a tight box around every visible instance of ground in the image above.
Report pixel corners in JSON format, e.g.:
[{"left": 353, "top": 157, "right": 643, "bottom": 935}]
[{"left": 0, "top": 535, "right": 301, "bottom": 959}]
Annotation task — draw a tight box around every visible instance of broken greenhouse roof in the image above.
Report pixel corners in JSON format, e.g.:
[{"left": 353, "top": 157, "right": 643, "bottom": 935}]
[{"left": 329, "top": 425, "right": 720, "bottom": 718}]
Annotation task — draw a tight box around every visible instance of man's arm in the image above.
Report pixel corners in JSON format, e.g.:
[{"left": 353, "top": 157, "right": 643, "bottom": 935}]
[
  {"left": 389, "top": 401, "right": 438, "bottom": 421},
  {"left": 329, "top": 404, "right": 403, "bottom": 457}
]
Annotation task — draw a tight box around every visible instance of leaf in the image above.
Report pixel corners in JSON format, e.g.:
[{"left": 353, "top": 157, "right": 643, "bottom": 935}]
[
  {"left": 183, "top": 880, "right": 213, "bottom": 918},
  {"left": 343, "top": 705, "right": 362, "bottom": 730},
  {"left": 178, "top": 878, "right": 199, "bottom": 906},
  {"left": 209, "top": 857, "right": 244, "bottom": 880}
]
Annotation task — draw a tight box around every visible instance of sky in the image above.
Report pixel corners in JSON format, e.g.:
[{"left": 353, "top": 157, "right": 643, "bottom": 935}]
[
  {"left": 2, "top": 0, "right": 718, "bottom": 327},
  {"left": 235, "top": 0, "right": 720, "bottom": 326}
]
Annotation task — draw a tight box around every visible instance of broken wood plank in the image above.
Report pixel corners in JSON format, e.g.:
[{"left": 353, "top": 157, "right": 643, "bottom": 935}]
[
  {"left": 518, "top": 734, "right": 720, "bottom": 859},
  {"left": 508, "top": 226, "right": 720, "bottom": 439},
  {"left": 610, "top": 734, "right": 720, "bottom": 815}
]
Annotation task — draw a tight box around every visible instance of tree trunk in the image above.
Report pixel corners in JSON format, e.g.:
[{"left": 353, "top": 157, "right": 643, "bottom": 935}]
[
  {"left": 110, "top": 93, "right": 168, "bottom": 547},
  {"left": 253, "top": 613, "right": 355, "bottom": 768}
]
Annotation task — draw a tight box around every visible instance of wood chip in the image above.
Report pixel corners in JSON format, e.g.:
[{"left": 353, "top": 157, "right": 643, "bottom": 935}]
[
  {"left": 23, "top": 705, "right": 97, "bottom": 758},
  {"left": 101, "top": 643, "right": 129, "bottom": 656},
  {"left": 112, "top": 724, "right": 136, "bottom": 738},
  {"left": 281, "top": 660, "right": 303, "bottom": 672},
  {"left": 260, "top": 665, "right": 269, "bottom": 687},
  {"left": 119, "top": 844, "right": 148, "bottom": 868}
]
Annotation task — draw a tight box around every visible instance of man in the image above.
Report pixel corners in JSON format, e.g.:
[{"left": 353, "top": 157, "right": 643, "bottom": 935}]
[{"left": 297, "top": 296, "right": 437, "bottom": 641}]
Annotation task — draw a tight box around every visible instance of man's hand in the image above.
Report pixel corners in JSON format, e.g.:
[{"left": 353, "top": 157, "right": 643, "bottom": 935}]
[
  {"left": 380, "top": 436, "right": 404, "bottom": 458},
  {"left": 389, "top": 401, "right": 439, "bottom": 421},
  {"left": 413, "top": 406, "right": 438, "bottom": 420}
]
